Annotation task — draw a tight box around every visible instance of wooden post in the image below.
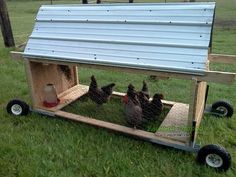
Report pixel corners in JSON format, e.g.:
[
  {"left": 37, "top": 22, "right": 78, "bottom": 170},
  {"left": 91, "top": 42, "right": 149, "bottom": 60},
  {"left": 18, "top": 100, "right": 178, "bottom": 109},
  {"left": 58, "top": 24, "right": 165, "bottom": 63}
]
[
  {"left": 0, "top": 0, "right": 15, "bottom": 47},
  {"left": 129, "top": 0, "right": 134, "bottom": 3},
  {"left": 97, "top": 0, "right": 101, "bottom": 4}
]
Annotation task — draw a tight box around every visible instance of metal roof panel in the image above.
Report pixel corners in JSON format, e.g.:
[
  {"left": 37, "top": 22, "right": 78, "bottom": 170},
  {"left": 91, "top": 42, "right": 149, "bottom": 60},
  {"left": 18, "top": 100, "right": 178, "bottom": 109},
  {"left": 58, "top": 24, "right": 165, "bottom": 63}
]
[{"left": 24, "top": 3, "right": 216, "bottom": 75}]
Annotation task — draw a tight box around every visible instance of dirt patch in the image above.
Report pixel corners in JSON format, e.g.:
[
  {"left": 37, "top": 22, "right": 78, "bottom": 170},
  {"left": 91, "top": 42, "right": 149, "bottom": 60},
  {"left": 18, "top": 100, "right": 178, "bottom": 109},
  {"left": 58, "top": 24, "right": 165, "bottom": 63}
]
[{"left": 215, "top": 20, "right": 236, "bottom": 28}]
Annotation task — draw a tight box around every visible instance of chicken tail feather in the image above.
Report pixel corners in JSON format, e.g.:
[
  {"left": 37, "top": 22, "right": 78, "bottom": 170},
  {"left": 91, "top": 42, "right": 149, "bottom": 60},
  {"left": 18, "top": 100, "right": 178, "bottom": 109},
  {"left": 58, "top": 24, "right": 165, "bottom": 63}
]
[
  {"left": 90, "top": 75, "right": 98, "bottom": 88},
  {"left": 101, "top": 83, "right": 115, "bottom": 95},
  {"left": 142, "top": 80, "right": 148, "bottom": 92}
]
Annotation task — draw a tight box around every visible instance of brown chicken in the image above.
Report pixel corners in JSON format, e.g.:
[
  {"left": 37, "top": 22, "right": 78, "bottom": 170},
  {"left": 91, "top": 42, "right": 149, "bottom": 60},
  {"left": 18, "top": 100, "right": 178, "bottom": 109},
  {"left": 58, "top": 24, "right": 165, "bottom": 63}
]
[
  {"left": 142, "top": 93, "right": 164, "bottom": 121},
  {"left": 88, "top": 75, "right": 115, "bottom": 105},
  {"left": 123, "top": 84, "right": 147, "bottom": 129}
]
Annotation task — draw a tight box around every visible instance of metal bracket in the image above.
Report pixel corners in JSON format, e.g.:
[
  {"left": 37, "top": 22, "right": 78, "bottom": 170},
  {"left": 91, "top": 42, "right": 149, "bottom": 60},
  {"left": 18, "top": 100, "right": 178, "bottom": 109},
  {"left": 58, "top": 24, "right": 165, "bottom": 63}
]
[
  {"left": 204, "top": 84, "right": 209, "bottom": 108},
  {"left": 30, "top": 108, "right": 56, "bottom": 117}
]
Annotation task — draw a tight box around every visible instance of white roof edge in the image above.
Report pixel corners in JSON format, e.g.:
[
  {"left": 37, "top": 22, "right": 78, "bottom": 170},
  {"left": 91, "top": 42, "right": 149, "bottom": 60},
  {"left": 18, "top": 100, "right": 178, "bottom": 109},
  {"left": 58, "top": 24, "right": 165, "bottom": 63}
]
[
  {"left": 41, "top": 2, "right": 216, "bottom": 7},
  {"left": 23, "top": 55, "right": 206, "bottom": 75}
]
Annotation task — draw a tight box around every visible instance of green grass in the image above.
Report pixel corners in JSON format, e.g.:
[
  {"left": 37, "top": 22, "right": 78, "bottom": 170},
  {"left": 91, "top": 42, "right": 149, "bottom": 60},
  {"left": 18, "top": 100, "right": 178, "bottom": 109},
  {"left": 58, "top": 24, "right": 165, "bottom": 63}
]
[{"left": 0, "top": 0, "right": 236, "bottom": 176}]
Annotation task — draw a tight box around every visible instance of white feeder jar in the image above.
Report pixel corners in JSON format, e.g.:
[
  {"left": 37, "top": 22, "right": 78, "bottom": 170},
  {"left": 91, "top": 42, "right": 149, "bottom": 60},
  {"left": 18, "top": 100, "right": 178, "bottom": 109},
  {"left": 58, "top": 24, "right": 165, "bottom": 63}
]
[{"left": 43, "top": 83, "right": 60, "bottom": 107}]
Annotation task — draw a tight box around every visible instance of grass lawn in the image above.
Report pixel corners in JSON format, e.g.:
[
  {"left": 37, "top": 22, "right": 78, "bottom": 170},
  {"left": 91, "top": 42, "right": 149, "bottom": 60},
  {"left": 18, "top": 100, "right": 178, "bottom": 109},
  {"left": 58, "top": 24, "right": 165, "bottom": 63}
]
[{"left": 0, "top": 0, "right": 236, "bottom": 176}]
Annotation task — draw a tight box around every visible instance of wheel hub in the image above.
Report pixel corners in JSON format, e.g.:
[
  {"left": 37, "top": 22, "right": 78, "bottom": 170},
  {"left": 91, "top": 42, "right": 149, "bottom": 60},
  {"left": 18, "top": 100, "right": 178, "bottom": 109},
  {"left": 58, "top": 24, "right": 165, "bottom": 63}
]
[
  {"left": 11, "top": 104, "right": 23, "bottom": 116},
  {"left": 216, "top": 106, "right": 228, "bottom": 116},
  {"left": 206, "top": 154, "right": 223, "bottom": 168}
]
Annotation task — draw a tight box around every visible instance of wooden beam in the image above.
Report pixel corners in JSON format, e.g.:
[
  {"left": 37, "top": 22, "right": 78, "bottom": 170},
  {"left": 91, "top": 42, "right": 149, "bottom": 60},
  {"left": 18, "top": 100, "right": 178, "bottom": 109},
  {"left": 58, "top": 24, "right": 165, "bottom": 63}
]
[
  {"left": 11, "top": 53, "right": 235, "bottom": 84},
  {"left": 188, "top": 79, "right": 198, "bottom": 126},
  {"left": 24, "top": 60, "right": 37, "bottom": 107},
  {"left": 193, "top": 81, "right": 207, "bottom": 144},
  {"left": 73, "top": 66, "right": 79, "bottom": 85},
  {"left": 188, "top": 79, "right": 198, "bottom": 146},
  {"left": 30, "top": 58, "right": 235, "bottom": 85},
  {"left": 201, "top": 70, "right": 235, "bottom": 85},
  {"left": 0, "top": 0, "right": 15, "bottom": 47},
  {"left": 208, "top": 54, "right": 236, "bottom": 64},
  {"left": 10, "top": 51, "right": 23, "bottom": 60},
  {"left": 55, "top": 110, "right": 188, "bottom": 149}
]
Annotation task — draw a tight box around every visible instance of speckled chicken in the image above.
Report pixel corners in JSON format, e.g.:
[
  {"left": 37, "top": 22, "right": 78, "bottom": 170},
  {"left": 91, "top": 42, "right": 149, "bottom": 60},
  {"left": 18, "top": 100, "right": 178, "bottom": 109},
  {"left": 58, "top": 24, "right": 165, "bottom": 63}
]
[
  {"left": 88, "top": 75, "right": 115, "bottom": 105},
  {"left": 142, "top": 93, "right": 164, "bottom": 121},
  {"left": 123, "top": 84, "right": 146, "bottom": 129}
]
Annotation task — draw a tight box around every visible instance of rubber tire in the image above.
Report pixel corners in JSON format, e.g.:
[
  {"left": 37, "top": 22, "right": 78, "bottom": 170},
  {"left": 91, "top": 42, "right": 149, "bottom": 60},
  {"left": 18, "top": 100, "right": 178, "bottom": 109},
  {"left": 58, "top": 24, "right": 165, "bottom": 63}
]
[
  {"left": 6, "top": 99, "right": 29, "bottom": 116},
  {"left": 211, "top": 100, "right": 234, "bottom": 117},
  {"left": 197, "top": 144, "right": 231, "bottom": 171}
]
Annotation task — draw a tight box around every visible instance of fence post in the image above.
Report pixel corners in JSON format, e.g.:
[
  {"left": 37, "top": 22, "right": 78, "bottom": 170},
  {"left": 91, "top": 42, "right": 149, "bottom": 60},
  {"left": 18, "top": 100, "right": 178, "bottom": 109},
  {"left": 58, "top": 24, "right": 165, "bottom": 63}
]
[
  {"left": 82, "top": 0, "right": 88, "bottom": 4},
  {"left": 0, "top": 0, "right": 15, "bottom": 47}
]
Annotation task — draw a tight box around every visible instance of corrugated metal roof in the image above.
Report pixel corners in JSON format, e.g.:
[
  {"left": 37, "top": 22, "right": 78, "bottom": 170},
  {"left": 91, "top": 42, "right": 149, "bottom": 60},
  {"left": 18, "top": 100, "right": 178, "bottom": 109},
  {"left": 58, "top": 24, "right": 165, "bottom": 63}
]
[{"left": 24, "top": 3, "right": 216, "bottom": 75}]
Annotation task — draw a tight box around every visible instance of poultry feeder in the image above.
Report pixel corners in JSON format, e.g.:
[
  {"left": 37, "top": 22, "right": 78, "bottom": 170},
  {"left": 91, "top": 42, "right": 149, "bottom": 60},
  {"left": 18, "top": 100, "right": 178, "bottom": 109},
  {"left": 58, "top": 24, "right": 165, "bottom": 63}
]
[
  {"left": 8, "top": 3, "right": 236, "bottom": 171},
  {"left": 43, "top": 83, "right": 60, "bottom": 107}
]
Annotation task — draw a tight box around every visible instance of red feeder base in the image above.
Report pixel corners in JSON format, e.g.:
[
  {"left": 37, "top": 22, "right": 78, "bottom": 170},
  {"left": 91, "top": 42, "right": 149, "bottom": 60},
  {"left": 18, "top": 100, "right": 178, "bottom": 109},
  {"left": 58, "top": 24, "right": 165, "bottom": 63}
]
[{"left": 43, "top": 99, "right": 60, "bottom": 108}]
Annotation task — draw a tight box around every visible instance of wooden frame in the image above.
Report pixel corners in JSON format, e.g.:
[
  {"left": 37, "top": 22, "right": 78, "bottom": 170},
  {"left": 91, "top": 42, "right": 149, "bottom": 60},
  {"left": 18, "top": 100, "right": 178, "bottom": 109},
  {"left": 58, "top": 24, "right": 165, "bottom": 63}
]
[
  {"left": 11, "top": 52, "right": 236, "bottom": 85},
  {"left": 10, "top": 51, "right": 236, "bottom": 151}
]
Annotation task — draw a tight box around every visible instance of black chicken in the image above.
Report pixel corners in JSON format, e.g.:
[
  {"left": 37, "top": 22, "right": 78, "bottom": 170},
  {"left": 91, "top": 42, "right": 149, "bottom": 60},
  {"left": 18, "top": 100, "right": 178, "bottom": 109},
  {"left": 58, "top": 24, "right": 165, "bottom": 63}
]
[
  {"left": 142, "top": 93, "right": 164, "bottom": 121},
  {"left": 88, "top": 75, "right": 115, "bottom": 105},
  {"left": 140, "top": 80, "right": 150, "bottom": 99},
  {"left": 138, "top": 81, "right": 150, "bottom": 108},
  {"left": 123, "top": 84, "right": 147, "bottom": 129}
]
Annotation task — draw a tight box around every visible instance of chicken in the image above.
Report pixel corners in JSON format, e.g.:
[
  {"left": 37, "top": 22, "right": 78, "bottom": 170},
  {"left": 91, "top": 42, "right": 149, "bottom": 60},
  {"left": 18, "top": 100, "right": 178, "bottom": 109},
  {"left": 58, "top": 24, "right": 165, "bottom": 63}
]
[
  {"left": 138, "top": 81, "right": 150, "bottom": 108},
  {"left": 140, "top": 80, "right": 150, "bottom": 99},
  {"left": 142, "top": 93, "right": 164, "bottom": 121},
  {"left": 88, "top": 75, "right": 115, "bottom": 105},
  {"left": 123, "top": 84, "right": 146, "bottom": 129}
]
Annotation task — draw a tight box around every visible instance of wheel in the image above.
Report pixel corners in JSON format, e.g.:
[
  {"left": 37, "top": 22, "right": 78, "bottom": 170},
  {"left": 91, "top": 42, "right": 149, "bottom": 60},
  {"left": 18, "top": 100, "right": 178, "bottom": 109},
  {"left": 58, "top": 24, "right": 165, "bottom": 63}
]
[
  {"left": 6, "top": 99, "right": 29, "bottom": 116},
  {"left": 197, "top": 144, "right": 231, "bottom": 171},
  {"left": 211, "top": 100, "right": 234, "bottom": 117}
]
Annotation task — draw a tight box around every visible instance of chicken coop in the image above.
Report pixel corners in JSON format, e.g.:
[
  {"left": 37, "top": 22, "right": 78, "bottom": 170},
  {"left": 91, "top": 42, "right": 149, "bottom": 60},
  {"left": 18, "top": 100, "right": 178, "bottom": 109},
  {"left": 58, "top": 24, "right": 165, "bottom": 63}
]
[{"left": 9, "top": 3, "right": 236, "bottom": 171}]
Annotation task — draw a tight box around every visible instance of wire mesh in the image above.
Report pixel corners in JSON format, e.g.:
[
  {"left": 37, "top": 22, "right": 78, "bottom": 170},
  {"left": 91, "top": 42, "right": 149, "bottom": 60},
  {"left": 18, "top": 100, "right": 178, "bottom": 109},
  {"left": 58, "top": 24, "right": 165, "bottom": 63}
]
[{"left": 62, "top": 73, "right": 172, "bottom": 131}]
